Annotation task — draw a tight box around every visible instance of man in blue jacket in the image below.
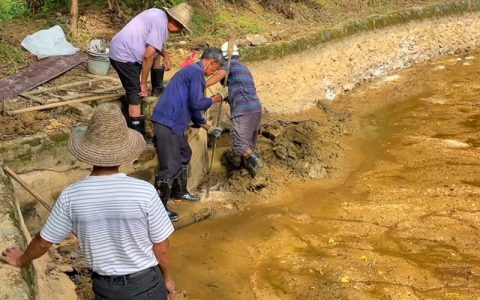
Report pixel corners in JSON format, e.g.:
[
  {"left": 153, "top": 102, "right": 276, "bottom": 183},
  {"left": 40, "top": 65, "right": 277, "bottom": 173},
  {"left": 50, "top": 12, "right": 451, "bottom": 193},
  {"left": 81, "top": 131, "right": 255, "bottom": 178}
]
[{"left": 152, "top": 48, "right": 225, "bottom": 221}]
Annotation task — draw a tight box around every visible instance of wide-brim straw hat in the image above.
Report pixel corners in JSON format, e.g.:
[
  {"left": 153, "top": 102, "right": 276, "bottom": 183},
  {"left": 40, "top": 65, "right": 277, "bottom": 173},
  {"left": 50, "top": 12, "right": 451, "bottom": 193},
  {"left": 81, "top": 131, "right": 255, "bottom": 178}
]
[
  {"left": 68, "top": 103, "right": 146, "bottom": 167},
  {"left": 164, "top": 3, "right": 193, "bottom": 33}
]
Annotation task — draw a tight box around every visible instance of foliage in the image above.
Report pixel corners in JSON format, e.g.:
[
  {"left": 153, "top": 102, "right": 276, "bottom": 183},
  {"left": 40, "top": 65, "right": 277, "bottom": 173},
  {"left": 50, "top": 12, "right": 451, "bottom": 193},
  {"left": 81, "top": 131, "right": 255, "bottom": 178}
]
[
  {"left": 153, "top": 0, "right": 184, "bottom": 7},
  {"left": 0, "top": 0, "right": 29, "bottom": 20},
  {"left": 39, "top": 0, "right": 69, "bottom": 13},
  {"left": 259, "top": 0, "right": 323, "bottom": 19}
]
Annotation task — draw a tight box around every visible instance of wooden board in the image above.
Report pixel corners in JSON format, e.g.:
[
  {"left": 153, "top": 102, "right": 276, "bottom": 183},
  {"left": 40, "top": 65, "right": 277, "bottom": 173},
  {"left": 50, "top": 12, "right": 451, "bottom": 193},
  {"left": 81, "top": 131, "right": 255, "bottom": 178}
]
[{"left": 0, "top": 54, "right": 86, "bottom": 101}]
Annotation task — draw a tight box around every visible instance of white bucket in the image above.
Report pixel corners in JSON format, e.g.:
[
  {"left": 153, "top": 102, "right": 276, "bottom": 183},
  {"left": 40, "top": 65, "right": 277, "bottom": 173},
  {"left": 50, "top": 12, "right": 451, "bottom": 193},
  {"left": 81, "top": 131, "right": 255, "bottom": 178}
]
[{"left": 87, "top": 51, "right": 110, "bottom": 75}]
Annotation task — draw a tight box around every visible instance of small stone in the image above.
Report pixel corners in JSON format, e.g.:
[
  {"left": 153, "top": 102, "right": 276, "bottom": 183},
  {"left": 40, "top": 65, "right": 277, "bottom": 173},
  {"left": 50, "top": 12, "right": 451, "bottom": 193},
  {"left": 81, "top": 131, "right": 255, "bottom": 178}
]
[
  {"left": 246, "top": 34, "right": 268, "bottom": 46},
  {"left": 68, "top": 103, "right": 93, "bottom": 118}
]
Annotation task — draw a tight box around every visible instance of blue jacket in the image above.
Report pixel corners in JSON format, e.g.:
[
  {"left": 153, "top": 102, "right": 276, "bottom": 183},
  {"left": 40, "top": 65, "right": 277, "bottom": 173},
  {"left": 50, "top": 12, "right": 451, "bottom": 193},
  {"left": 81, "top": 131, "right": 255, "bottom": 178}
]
[{"left": 152, "top": 61, "right": 213, "bottom": 134}]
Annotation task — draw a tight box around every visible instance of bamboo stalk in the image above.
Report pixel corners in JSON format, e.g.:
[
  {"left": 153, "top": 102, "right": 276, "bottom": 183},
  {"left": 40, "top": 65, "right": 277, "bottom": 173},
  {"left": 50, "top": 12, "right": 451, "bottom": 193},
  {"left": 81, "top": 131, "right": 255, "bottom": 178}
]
[
  {"left": 206, "top": 39, "right": 235, "bottom": 198},
  {"left": 13, "top": 189, "right": 33, "bottom": 243},
  {"left": 41, "top": 86, "right": 122, "bottom": 103},
  {"left": 7, "top": 93, "right": 123, "bottom": 115},
  {"left": 18, "top": 93, "right": 45, "bottom": 104},
  {"left": 2, "top": 164, "right": 52, "bottom": 212},
  {"left": 25, "top": 80, "right": 95, "bottom": 95}
]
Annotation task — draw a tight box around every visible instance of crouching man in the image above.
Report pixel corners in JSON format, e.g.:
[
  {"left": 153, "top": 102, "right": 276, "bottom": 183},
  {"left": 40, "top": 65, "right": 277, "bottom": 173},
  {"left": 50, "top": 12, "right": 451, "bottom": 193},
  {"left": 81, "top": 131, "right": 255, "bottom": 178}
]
[{"left": 206, "top": 42, "right": 263, "bottom": 177}]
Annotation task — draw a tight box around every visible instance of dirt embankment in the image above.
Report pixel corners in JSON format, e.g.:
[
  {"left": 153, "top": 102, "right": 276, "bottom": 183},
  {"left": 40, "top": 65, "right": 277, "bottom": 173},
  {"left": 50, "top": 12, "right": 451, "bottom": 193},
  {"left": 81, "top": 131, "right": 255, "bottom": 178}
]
[{"left": 251, "top": 12, "right": 480, "bottom": 114}]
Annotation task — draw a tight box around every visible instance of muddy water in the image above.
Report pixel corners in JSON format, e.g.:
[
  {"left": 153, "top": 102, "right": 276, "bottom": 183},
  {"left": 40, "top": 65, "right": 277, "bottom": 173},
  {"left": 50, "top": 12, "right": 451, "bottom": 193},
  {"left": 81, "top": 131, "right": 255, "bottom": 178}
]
[{"left": 171, "top": 52, "right": 480, "bottom": 299}]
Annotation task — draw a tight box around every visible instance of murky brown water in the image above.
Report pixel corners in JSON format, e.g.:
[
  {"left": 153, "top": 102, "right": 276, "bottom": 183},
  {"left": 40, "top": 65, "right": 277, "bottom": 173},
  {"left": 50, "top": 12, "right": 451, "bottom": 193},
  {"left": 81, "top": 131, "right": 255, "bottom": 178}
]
[{"left": 171, "top": 52, "right": 480, "bottom": 299}]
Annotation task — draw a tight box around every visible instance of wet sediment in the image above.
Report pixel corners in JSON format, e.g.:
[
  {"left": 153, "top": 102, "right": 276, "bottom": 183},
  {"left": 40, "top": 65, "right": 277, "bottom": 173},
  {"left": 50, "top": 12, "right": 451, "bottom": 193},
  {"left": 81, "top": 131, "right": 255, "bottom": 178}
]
[{"left": 170, "top": 51, "right": 480, "bottom": 299}]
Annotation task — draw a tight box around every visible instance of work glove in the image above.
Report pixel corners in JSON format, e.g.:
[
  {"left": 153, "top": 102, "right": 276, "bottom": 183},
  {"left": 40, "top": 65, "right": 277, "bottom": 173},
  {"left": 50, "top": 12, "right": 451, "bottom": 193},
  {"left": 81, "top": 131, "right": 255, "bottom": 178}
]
[
  {"left": 218, "top": 86, "right": 228, "bottom": 100},
  {"left": 207, "top": 126, "right": 223, "bottom": 138}
]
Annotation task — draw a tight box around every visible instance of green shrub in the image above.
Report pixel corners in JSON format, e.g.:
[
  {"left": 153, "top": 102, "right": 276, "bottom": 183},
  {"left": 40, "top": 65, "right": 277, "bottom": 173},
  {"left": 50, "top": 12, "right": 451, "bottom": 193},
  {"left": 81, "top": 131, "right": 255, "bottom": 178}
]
[
  {"left": 40, "top": 0, "right": 69, "bottom": 14},
  {"left": 0, "top": 0, "right": 29, "bottom": 20},
  {"left": 153, "top": 0, "right": 184, "bottom": 7}
]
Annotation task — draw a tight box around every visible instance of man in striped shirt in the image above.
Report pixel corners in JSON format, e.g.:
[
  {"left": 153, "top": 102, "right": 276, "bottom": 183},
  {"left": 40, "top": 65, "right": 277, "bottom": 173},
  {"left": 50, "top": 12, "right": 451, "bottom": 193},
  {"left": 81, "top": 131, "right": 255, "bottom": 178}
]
[
  {"left": 206, "top": 42, "right": 263, "bottom": 177},
  {"left": 0, "top": 104, "right": 175, "bottom": 299}
]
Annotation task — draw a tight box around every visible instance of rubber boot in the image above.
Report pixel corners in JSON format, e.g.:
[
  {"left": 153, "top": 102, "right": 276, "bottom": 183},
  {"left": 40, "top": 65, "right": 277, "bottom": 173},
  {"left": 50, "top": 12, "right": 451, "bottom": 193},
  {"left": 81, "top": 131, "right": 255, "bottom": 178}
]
[
  {"left": 129, "top": 115, "right": 154, "bottom": 146},
  {"left": 128, "top": 116, "right": 145, "bottom": 136},
  {"left": 155, "top": 177, "right": 179, "bottom": 222},
  {"left": 243, "top": 152, "right": 262, "bottom": 178},
  {"left": 151, "top": 67, "right": 165, "bottom": 97},
  {"left": 172, "top": 165, "right": 200, "bottom": 201}
]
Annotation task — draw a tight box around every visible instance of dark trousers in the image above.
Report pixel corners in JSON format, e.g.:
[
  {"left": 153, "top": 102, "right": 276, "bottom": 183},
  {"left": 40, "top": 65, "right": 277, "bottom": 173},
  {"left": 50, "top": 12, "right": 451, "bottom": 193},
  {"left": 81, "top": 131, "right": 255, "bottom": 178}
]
[
  {"left": 154, "top": 123, "right": 192, "bottom": 180},
  {"left": 92, "top": 266, "right": 167, "bottom": 300},
  {"left": 110, "top": 59, "right": 143, "bottom": 110}
]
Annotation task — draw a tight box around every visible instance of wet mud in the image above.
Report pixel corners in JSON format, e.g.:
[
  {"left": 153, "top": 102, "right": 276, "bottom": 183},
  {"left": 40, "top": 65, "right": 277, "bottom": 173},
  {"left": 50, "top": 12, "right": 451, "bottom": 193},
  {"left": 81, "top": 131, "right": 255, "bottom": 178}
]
[{"left": 169, "top": 51, "right": 480, "bottom": 299}]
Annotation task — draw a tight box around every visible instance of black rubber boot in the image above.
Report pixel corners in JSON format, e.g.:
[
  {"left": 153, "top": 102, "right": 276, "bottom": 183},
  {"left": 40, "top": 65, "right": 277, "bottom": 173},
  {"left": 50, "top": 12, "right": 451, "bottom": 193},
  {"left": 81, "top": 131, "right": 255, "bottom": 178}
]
[
  {"left": 155, "top": 177, "right": 179, "bottom": 222},
  {"left": 151, "top": 67, "right": 165, "bottom": 97},
  {"left": 129, "top": 115, "right": 154, "bottom": 146},
  {"left": 128, "top": 116, "right": 145, "bottom": 136},
  {"left": 243, "top": 152, "right": 262, "bottom": 177},
  {"left": 172, "top": 165, "right": 200, "bottom": 201}
]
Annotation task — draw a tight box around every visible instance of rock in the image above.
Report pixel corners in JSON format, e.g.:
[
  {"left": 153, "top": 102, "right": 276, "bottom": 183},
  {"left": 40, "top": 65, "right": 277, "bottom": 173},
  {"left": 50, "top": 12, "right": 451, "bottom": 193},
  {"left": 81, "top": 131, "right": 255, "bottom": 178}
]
[
  {"left": 381, "top": 74, "right": 400, "bottom": 82},
  {"left": 324, "top": 83, "right": 336, "bottom": 101},
  {"left": 236, "top": 39, "right": 250, "bottom": 48},
  {"left": 68, "top": 103, "right": 93, "bottom": 119},
  {"left": 246, "top": 34, "right": 268, "bottom": 46},
  {"left": 308, "top": 164, "right": 328, "bottom": 178},
  {"left": 442, "top": 139, "right": 470, "bottom": 149},
  {"left": 342, "top": 83, "right": 356, "bottom": 92}
]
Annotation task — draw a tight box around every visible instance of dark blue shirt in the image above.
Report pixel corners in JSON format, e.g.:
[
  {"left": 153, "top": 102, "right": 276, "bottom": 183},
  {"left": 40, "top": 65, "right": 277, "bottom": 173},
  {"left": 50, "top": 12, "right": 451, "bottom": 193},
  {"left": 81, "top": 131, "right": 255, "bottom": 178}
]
[
  {"left": 152, "top": 61, "right": 213, "bottom": 134},
  {"left": 223, "top": 56, "right": 262, "bottom": 118}
]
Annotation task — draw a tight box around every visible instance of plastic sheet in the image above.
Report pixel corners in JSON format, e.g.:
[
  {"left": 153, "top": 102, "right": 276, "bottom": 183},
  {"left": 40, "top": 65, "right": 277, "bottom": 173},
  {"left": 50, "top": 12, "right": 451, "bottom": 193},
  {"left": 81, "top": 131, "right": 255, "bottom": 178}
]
[{"left": 21, "top": 25, "right": 79, "bottom": 59}]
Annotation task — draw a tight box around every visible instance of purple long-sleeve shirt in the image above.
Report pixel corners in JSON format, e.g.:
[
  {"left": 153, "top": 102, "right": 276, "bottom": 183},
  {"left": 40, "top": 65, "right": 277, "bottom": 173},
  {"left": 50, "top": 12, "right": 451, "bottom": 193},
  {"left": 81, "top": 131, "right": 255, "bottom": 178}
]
[
  {"left": 152, "top": 61, "right": 213, "bottom": 134},
  {"left": 109, "top": 8, "right": 168, "bottom": 64}
]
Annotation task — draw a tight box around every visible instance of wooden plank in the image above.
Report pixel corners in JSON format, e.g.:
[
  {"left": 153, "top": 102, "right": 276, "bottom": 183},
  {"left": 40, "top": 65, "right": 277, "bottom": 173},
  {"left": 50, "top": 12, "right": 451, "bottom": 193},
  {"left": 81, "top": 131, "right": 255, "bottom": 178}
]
[
  {"left": 25, "top": 79, "right": 94, "bottom": 95},
  {"left": 41, "top": 86, "right": 123, "bottom": 103},
  {"left": 0, "top": 54, "right": 86, "bottom": 101},
  {"left": 18, "top": 93, "right": 46, "bottom": 104},
  {"left": 6, "top": 93, "right": 123, "bottom": 115}
]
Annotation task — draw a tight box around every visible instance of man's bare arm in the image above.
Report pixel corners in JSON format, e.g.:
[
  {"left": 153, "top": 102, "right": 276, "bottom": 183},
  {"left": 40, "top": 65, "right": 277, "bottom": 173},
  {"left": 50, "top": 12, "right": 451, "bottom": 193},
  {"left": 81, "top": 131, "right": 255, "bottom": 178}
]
[{"left": 1, "top": 233, "right": 52, "bottom": 267}]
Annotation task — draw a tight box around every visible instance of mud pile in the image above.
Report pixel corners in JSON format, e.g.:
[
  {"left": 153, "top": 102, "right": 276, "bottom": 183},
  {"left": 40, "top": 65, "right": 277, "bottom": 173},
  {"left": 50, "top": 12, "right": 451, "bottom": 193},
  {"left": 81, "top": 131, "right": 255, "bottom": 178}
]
[
  {"left": 0, "top": 110, "right": 76, "bottom": 140},
  {"left": 0, "top": 111, "right": 48, "bottom": 139},
  {"left": 220, "top": 107, "right": 351, "bottom": 203}
]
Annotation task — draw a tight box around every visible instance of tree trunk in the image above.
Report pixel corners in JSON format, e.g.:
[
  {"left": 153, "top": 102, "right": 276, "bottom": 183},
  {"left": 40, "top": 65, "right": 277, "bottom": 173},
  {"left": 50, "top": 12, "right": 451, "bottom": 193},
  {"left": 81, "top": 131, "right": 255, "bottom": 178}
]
[{"left": 70, "top": 0, "right": 79, "bottom": 36}]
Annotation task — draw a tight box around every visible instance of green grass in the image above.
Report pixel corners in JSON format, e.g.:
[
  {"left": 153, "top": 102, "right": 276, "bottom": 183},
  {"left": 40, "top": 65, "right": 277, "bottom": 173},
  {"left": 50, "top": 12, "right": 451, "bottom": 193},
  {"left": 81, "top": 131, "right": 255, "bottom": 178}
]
[{"left": 0, "top": 42, "right": 28, "bottom": 76}]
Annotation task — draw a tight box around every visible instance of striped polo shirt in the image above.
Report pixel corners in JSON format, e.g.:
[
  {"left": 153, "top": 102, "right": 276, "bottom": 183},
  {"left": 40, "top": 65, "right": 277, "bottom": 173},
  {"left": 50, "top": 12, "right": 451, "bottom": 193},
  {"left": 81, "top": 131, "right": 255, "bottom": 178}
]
[{"left": 40, "top": 173, "right": 174, "bottom": 276}]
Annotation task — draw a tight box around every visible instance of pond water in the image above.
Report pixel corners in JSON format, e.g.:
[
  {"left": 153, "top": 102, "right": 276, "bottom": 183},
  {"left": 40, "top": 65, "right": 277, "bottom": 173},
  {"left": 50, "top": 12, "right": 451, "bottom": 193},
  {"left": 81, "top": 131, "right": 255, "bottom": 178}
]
[{"left": 170, "top": 51, "right": 480, "bottom": 299}]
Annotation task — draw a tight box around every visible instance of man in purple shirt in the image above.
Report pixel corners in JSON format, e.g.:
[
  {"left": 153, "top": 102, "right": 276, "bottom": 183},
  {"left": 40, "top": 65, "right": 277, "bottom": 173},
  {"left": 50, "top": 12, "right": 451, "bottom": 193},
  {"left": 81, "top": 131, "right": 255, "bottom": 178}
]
[{"left": 109, "top": 3, "right": 192, "bottom": 139}]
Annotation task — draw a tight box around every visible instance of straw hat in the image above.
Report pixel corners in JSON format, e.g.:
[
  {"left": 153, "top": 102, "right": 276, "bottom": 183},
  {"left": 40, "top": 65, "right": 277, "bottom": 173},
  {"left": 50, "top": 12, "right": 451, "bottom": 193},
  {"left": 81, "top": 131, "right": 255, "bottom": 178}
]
[
  {"left": 68, "top": 103, "right": 146, "bottom": 167},
  {"left": 164, "top": 3, "right": 193, "bottom": 33}
]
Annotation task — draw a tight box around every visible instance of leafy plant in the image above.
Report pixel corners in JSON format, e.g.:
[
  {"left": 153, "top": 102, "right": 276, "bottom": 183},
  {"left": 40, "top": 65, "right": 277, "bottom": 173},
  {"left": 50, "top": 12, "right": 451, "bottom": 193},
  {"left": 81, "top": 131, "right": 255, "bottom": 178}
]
[
  {"left": 40, "top": 0, "right": 69, "bottom": 13},
  {"left": 0, "top": 0, "right": 29, "bottom": 20},
  {"left": 153, "top": 0, "right": 184, "bottom": 8}
]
